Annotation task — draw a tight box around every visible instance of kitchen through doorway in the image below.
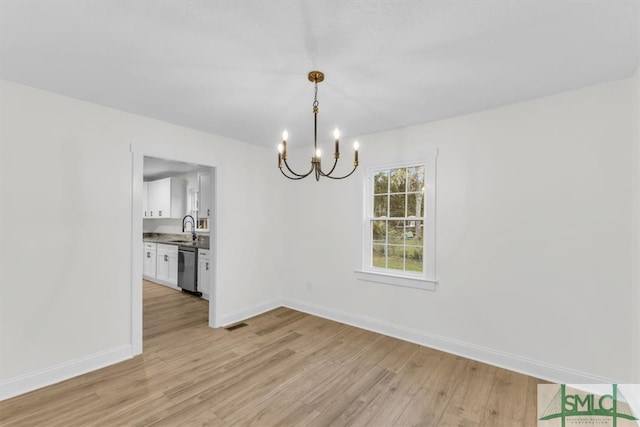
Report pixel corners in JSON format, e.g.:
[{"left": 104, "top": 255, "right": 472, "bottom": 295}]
[{"left": 140, "top": 156, "right": 216, "bottom": 335}]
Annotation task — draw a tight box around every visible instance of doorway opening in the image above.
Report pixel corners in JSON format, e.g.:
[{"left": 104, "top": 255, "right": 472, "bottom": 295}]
[{"left": 131, "top": 151, "right": 217, "bottom": 355}]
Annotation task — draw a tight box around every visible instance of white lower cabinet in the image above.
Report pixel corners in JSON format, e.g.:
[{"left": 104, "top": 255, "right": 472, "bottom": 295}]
[
  {"left": 198, "top": 249, "right": 210, "bottom": 298},
  {"left": 143, "top": 242, "right": 157, "bottom": 279},
  {"left": 156, "top": 244, "right": 179, "bottom": 286}
]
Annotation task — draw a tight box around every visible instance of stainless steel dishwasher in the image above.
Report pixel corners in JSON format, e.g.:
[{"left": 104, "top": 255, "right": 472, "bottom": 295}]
[{"left": 178, "top": 246, "right": 199, "bottom": 295}]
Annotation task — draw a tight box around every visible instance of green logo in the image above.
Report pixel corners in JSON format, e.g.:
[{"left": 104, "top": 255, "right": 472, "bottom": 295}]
[{"left": 539, "top": 384, "right": 639, "bottom": 427}]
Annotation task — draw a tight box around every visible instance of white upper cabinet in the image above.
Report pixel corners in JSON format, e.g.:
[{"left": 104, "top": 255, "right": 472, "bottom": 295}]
[
  {"left": 143, "top": 182, "right": 149, "bottom": 218},
  {"left": 149, "top": 178, "right": 170, "bottom": 218},
  {"left": 198, "top": 173, "right": 212, "bottom": 220},
  {"left": 144, "top": 177, "right": 187, "bottom": 219}
]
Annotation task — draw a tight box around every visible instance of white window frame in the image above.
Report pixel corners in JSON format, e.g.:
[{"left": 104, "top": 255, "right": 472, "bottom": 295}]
[{"left": 355, "top": 151, "right": 438, "bottom": 291}]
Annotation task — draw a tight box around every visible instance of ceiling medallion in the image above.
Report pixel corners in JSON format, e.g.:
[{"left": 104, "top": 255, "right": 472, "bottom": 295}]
[{"left": 277, "top": 71, "right": 359, "bottom": 181}]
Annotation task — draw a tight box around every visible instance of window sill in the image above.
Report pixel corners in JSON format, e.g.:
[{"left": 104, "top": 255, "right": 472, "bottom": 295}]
[{"left": 354, "top": 270, "right": 437, "bottom": 291}]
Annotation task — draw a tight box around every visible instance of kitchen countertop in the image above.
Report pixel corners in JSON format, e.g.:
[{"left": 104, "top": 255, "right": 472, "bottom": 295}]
[{"left": 143, "top": 233, "right": 210, "bottom": 250}]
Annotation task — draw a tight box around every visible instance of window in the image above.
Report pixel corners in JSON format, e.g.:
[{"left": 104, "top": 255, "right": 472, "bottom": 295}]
[
  {"left": 372, "top": 166, "right": 425, "bottom": 272},
  {"left": 356, "top": 153, "right": 437, "bottom": 290}
]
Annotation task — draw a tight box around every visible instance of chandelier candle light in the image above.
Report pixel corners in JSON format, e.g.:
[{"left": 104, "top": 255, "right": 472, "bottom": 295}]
[{"left": 277, "top": 71, "right": 359, "bottom": 181}]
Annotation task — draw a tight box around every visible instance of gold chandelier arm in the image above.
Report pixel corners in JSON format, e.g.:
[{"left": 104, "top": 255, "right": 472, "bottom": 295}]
[
  {"left": 280, "top": 167, "right": 312, "bottom": 180},
  {"left": 318, "top": 163, "right": 359, "bottom": 180},
  {"left": 281, "top": 157, "right": 315, "bottom": 179},
  {"left": 318, "top": 156, "right": 339, "bottom": 177}
]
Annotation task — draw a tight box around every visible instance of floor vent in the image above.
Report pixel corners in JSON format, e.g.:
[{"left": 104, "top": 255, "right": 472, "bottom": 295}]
[{"left": 225, "top": 322, "right": 248, "bottom": 331}]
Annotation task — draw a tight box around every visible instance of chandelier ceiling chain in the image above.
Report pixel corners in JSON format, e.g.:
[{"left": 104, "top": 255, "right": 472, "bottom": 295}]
[{"left": 277, "top": 71, "right": 359, "bottom": 181}]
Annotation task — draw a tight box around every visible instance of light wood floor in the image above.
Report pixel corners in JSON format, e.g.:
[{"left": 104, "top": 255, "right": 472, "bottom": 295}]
[{"left": 0, "top": 281, "right": 544, "bottom": 426}]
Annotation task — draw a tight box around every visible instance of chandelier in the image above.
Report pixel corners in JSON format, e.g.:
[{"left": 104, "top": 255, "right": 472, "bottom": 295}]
[{"left": 277, "top": 71, "right": 359, "bottom": 181}]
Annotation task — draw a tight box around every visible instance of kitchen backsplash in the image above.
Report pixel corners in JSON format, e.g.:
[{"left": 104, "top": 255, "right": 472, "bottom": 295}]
[{"left": 143, "top": 218, "right": 184, "bottom": 234}]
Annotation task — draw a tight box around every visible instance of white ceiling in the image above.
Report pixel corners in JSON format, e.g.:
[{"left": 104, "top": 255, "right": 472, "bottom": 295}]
[
  {"left": 143, "top": 156, "right": 205, "bottom": 181},
  {"left": 1, "top": 1, "right": 638, "bottom": 150}
]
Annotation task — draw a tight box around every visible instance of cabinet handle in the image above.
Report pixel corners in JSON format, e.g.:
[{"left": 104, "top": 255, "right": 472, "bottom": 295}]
[
  {"left": 150, "top": 211, "right": 153, "bottom": 217},
  {"left": 146, "top": 252, "right": 150, "bottom": 258},
  {"left": 164, "top": 254, "right": 168, "bottom": 262},
  {"left": 207, "top": 209, "right": 210, "bottom": 216},
  {"left": 206, "top": 262, "right": 209, "bottom": 270},
  {"left": 159, "top": 210, "right": 163, "bottom": 217}
]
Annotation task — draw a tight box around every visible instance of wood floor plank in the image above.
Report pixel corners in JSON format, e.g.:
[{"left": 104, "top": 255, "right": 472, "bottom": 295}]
[
  {"left": 445, "top": 359, "right": 497, "bottom": 423},
  {"left": 480, "top": 368, "right": 530, "bottom": 427},
  {"left": 96, "top": 394, "right": 177, "bottom": 426},
  {"left": 375, "top": 336, "right": 420, "bottom": 373},
  {"left": 523, "top": 376, "right": 545, "bottom": 427},
  {"left": 223, "top": 359, "right": 333, "bottom": 426},
  {"left": 327, "top": 368, "right": 397, "bottom": 426},
  {"left": 304, "top": 367, "right": 393, "bottom": 427},
  {"left": 178, "top": 409, "right": 229, "bottom": 427},
  {"left": 0, "top": 281, "right": 545, "bottom": 426},
  {"left": 393, "top": 354, "right": 469, "bottom": 426},
  {"left": 211, "top": 330, "right": 362, "bottom": 421},
  {"left": 348, "top": 346, "right": 443, "bottom": 427},
  {"left": 438, "top": 411, "right": 481, "bottom": 427}
]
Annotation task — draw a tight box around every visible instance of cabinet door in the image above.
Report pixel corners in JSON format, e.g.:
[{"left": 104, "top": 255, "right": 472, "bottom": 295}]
[
  {"left": 143, "top": 247, "right": 156, "bottom": 278},
  {"left": 148, "top": 180, "right": 158, "bottom": 218},
  {"left": 198, "top": 252, "right": 210, "bottom": 295},
  {"left": 143, "top": 182, "right": 149, "bottom": 218},
  {"left": 156, "top": 249, "right": 170, "bottom": 282},
  {"left": 167, "top": 252, "right": 178, "bottom": 285},
  {"left": 198, "top": 173, "right": 211, "bottom": 219},
  {"left": 149, "top": 178, "right": 171, "bottom": 218},
  {"left": 156, "top": 244, "right": 178, "bottom": 285}
]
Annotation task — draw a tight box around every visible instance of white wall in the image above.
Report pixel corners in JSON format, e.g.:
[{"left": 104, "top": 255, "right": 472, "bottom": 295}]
[
  {"left": 283, "top": 76, "right": 637, "bottom": 383},
  {"left": 0, "top": 80, "right": 285, "bottom": 398}
]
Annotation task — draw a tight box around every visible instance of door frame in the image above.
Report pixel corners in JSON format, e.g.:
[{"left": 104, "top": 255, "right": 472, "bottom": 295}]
[{"left": 130, "top": 143, "right": 219, "bottom": 355}]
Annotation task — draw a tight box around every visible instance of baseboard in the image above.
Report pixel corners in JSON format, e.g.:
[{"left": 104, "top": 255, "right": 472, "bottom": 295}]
[
  {"left": 0, "top": 345, "right": 132, "bottom": 401},
  {"left": 281, "top": 298, "right": 617, "bottom": 385},
  {"left": 219, "top": 298, "right": 283, "bottom": 327},
  {"left": 2, "top": 299, "right": 617, "bottom": 401},
  {"left": 145, "top": 278, "right": 180, "bottom": 291}
]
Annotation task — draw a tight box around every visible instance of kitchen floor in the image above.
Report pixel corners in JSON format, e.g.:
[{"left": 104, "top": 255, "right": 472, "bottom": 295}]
[{"left": 143, "top": 279, "right": 208, "bottom": 340}]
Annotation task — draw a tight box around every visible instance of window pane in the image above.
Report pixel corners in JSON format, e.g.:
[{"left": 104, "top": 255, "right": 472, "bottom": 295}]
[
  {"left": 389, "top": 194, "right": 405, "bottom": 217},
  {"left": 386, "top": 245, "right": 404, "bottom": 271},
  {"left": 408, "top": 220, "right": 423, "bottom": 247},
  {"left": 372, "top": 220, "right": 386, "bottom": 243},
  {"left": 403, "top": 220, "right": 415, "bottom": 240},
  {"left": 373, "top": 195, "right": 388, "bottom": 217},
  {"left": 406, "top": 193, "right": 424, "bottom": 218},
  {"left": 374, "top": 171, "right": 389, "bottom": 194},
  {"left": 372, "top": 244, "right": 386, "bottom": 268},
  {"left": 407, "top": 166, "right": 425, "bottom": 192},
  {"left": 389, "top": 168, "right": 406, "bottom": 193},
  {"left": 405, "top": 247, "right": 423, "bottom": 272},
  {"left": 388, "top": 220, "right": 404, "bottom": 245}
]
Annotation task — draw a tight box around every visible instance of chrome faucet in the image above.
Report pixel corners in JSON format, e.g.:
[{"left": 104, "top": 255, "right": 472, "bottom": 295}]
[{"left": 182, "top": 215, "right": 197, "bottom": 241}]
